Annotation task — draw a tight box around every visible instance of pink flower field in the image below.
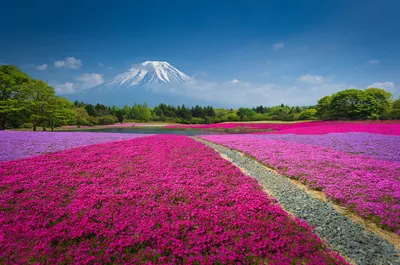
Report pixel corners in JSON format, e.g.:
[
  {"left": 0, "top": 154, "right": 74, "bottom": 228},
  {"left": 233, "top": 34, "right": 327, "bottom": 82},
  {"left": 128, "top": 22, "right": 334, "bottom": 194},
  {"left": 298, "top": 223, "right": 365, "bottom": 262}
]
[
  {"left": 0, "top": 135, "right": 347, "bottom": 264},
  {"left": 201, "top": 133, "right": 400, "bottom": 234},
  {"left": 170, "top": 121, "right": 400, "bottom": 135}
]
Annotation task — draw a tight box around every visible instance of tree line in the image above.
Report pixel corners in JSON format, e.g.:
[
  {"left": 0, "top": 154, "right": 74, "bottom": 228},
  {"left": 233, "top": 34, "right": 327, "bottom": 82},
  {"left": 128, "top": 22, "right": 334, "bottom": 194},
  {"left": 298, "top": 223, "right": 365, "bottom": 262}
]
[
  {"left": 315, "top": 88, "right": 399, "bottom": 120},
  {"left": 1, "top": 65, "right": 400, "bottom": 130},
  {"left": 0, "top": 65, "right": 75, "bottom": 131}
]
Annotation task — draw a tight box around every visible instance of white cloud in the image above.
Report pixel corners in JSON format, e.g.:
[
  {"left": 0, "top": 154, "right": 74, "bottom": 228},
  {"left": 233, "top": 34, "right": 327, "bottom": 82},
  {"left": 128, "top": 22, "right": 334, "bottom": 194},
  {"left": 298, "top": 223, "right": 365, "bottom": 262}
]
[
  {"left": 367, "top": 59, "right": 380, "bottom": 65},
  {"left": 367, "top": 81, "right": 394, "bottom": 90},
  {"left": 36, "top": 64, "right": 48, "bottom": 71},
  {"left": 147, "top": 79, "right": 347, "bottom": 107},
  {"left": 98, "top": 62, "right": 104, "bottom": 67},
  {"left": 230, "top": 79, "right": 240, "bottom": 84},
  {"left": 367, "top": 81, "right": 396, "bottom": 94},
  {"left": 272, "top": 42, "right": 285, "bottom": 50},
  {"left": 367, "top": 82, "right": 399, "bottom": 97},
  {"left": 297, "top": 74, "right": 326, "bottom": 85},
  {"left": 75, "top": 73, "right": 104, "bottom": 89},
  {"left": 53, "top": 73, "right": 104, "bottom": 94},
  {"left": 54, "top": 82, "right": 75, "bottom": 94},
  {"left": 54, "top": 57, "right": 82, "bottom": 69}
]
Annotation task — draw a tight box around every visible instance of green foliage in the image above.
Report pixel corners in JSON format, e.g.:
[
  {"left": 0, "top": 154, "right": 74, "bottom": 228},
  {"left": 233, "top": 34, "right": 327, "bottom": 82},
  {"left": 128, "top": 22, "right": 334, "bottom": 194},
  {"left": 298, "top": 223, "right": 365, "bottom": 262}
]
[
  {"left": 115, "top": 109, "right": 124, "bottom": 123},
  {"left": 0, "top": 65, "right": 31, "bottom": 129},
  {"left": 315, "top": 96, "right": 332, "bottom": 120},
  {"left": 318, "top": 88, "right": 394, "bottom": 120},
  {"left": 237, "top": 108, "right": 257, "bottom": 120},
  {"left": 298, "top": 108, "right": 317, "bottom": 120},
  {"left": 98, "top": 115, "right": 117, "bottom": 125},
  {"left": 73, "top": 107, "right": 92, "bottom": 126},
  {"left": 1, "top": 66, "right": 397, "bottom": 128},
  {"left": 0, "top": 65, "right": 76, "bottom": 130},
  {"left": 388, "top": 98, "right": 400, "bottom": 119}
]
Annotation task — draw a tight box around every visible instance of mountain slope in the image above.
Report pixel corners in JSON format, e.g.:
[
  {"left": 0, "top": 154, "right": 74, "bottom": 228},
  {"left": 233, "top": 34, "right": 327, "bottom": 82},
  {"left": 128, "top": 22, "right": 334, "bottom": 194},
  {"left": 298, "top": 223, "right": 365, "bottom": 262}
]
[
  {"left": 87, "top": 61, "right": 191, "bottom": 93},
  {"left": 66, "top": 61, "right": 201, "bottom": 106}
]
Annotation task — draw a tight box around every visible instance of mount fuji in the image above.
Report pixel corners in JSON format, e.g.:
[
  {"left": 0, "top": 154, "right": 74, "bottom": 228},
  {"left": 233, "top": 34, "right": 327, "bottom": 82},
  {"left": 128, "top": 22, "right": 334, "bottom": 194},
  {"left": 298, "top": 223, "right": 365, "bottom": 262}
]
[
  {"left": 67, "top": 61, "right": 200, "bottom": 106},
  {"left": 87, "top": 61, "right": 192, "bottom": 93}
]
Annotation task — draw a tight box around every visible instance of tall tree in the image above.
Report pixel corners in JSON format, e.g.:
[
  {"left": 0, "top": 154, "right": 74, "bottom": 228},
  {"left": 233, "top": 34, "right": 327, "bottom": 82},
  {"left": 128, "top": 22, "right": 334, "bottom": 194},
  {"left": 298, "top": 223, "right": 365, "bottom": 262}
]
[
  {"left": 28, "top": 80, "right": 56, "bottom": 131},
  {"left": 364, "top": 88, "right": 393, "bottom": 117},
  {"left": 0, "top": 65, "right": 31, "bottom": 129},
  {"left": 315, "top": 96, "right": 332, "bottom": 120},
  {"left": 47, "top": 97, "right": 76, "bottom": 131}
]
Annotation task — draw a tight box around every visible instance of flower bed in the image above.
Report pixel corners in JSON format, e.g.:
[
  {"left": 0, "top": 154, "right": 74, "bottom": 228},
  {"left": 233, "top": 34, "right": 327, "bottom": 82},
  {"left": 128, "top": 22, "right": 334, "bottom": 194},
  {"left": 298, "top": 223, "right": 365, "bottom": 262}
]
[
  {"left": 200, "top": 134, "right": 400, "bottom": 234},
  {"left": 0, "top": 135, "right": 347, "bottom": 264},
  {"left": 252, "top": 133, "right": 400, "bottom": 162},
  {"left": 0, "top": 131, "right": 149, "bottom": 162},
  {"left": 169, "top": 121, "right": 400, "bottom": 135}
]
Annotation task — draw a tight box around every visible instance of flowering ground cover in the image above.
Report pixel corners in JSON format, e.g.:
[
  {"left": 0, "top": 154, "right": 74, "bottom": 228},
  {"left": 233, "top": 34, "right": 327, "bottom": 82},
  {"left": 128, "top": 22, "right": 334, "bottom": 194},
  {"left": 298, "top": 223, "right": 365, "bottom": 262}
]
[
  {"left": 0, "top": 135, "right": 348, "bottom": 264},
  {"left": 0, "top": 131, "right": 149, "bottom": 162},
  {"left": 170, "top": 121, "right": 400, "bottom": 135},
  {"left": 200, "top": 134, "right": 400, "bottom": 234},
  {"left": 253, "top": 133, "right": 400, "bottom": 162}
]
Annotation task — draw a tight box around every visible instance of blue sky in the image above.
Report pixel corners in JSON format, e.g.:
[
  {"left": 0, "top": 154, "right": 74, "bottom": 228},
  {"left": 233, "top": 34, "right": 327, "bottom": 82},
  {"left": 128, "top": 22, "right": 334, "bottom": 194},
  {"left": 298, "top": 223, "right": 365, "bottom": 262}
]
[{"left": 1, "top": 0, "right": 400, "bottom": 106}]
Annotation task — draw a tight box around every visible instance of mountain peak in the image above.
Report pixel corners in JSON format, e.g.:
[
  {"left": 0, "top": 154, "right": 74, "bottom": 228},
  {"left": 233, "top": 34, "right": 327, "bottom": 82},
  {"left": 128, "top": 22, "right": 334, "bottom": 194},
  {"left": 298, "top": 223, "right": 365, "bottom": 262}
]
[
  {"left": 141, "top": 61, "right": 169, "bottom": 67},
  {"left": 108, "top": 60, "right": 190, "bottom": 87}
]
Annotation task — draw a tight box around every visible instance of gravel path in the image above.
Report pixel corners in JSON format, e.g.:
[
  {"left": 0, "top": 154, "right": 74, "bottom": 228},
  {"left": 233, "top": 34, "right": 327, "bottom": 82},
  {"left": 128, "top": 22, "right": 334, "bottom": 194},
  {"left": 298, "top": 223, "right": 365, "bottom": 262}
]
[{"left": 194, "top": 137, "right": 400, "bottom": 265}]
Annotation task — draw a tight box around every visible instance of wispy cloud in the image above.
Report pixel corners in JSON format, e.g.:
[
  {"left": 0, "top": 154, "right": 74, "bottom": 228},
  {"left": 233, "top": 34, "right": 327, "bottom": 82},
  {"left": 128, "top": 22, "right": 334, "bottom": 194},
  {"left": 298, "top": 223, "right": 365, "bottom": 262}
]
[
  {"left": 98, "top": 62, "right": 104, "bottom": 67},
  {"left": 297, "top": 74, "right": 326, "bottom": 85},
  {"left": 230, "top": 79, "right": 240, "bottom": 84},
  {"left": 368, "top": 81, "right": 394, "bottom": 89},
  {"left": 53, "top": 73, "right": 104, "bottom": 94},
  {"left": 76, "top": 73, "right": 104, "bottom": 89},
  {"left": 36, "top": 64, "right": 48, "bottom": 71},
  {"left": 54, "top": 57, "right": 82, "bottom": 69},
  {"left": 367, "top": 81, "right": 399, "bottom": 97},
  {"left": 367, "top": 81, "right": 396, "bottom": 92},
  {"left": 54, "top": 82, "right": 75, "bottom": 94},
  {"left": 272, "top": 42, "right": 285, "bottom": 50},
  {"left": 147, "top": 79, "right": 346, "bottom": 107}
]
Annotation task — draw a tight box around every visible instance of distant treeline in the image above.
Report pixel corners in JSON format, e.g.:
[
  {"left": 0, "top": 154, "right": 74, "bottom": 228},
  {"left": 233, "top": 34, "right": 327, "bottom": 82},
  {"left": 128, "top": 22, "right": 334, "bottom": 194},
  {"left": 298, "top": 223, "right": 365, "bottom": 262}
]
[
  {"left": 1, "top": 65, "right": 400, "bottom": 130},
  {"left": 70, "top": 101, "right": 317, "bottom": 125}
]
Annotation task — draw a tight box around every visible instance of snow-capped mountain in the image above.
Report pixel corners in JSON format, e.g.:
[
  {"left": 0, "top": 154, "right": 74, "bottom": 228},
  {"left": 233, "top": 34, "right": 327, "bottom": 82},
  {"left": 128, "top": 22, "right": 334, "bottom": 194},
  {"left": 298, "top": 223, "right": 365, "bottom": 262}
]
[
  {"left": 88, "top": 61, "right": 191, "bottom": 93},
  {"left": 68, "top": 61, "right": 195, "bottom": 106}
]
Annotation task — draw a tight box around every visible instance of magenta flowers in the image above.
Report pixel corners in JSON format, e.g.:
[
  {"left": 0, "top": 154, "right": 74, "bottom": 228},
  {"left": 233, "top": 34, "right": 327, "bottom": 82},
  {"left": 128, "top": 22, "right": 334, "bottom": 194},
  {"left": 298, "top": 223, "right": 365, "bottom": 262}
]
[
  {"left": 0, "top": 135, "right": 347, "bottom": 264},
  {"left": 201, "top": 134, "right": 400, "bottom": 234},
  {"left": 170, "top": 121, "right": 400, "bottom": 135}
]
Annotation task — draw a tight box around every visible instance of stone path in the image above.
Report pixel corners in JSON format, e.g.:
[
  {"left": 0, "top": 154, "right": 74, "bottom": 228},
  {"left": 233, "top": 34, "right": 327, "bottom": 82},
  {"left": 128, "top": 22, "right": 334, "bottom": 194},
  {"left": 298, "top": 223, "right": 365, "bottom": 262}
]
[{"left": 195, "top": 137, "right": 400, "bottom": 265}]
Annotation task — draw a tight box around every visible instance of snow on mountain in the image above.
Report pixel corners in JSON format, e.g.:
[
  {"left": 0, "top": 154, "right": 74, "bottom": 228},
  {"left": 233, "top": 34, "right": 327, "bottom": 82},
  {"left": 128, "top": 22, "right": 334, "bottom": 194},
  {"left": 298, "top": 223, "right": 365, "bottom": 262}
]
[{"left": 90, "top": 61, "right": 191, "bottom": 92}]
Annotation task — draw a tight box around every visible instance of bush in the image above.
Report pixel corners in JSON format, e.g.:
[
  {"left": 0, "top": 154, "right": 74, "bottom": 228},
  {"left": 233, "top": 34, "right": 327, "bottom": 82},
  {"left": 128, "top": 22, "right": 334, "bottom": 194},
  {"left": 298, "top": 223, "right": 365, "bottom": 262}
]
[
  {"left": 299, "top": 109, "right": 317, "bottom": 120},
  {"left": 98, "top": 115, "right": 117, "bottom": 125},
  {"left": 20, "top": 122, "right": 34, "bottom": 128}
]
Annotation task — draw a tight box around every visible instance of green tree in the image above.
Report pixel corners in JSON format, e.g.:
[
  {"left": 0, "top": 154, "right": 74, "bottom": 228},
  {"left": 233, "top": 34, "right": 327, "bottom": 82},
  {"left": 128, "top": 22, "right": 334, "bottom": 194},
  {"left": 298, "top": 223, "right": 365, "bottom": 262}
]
[
  {"left": 85, "top": 104, "right": 97, "bottom": 116},
  {"left": 28, "top": 80, "right": 57, "bottom": 131},
  {"left": 329, "top": 89, "right": 380, "bottom": 120},
  {"left": 315, "top": 96, "right": 332, "bottom": 120},
  {"left": 116, "top": 109, "right": 124, "bottom": 123},
  {"left": 389, "top": 98, "right": 400, "bottom": 119},
  {"left": 364, "top": 88, "right": 393, "bottom": 117},
  {"left": 47, "top": 97, "right": 76, "bottom": 131},
  {"left": 131, "top": 103, "right": 151, "bottom": 121},
  {"left": 237, "top": 108, "right": 256, "bottom": 121},
  {"left": 0, "top": 65, "right": 31, "bottom": 129},
  {"left": 298, "top": 108, "right": 317, "bottom": 120},
  {"left": 73, "top": 107, "right": 92, "bottom": 126}
]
